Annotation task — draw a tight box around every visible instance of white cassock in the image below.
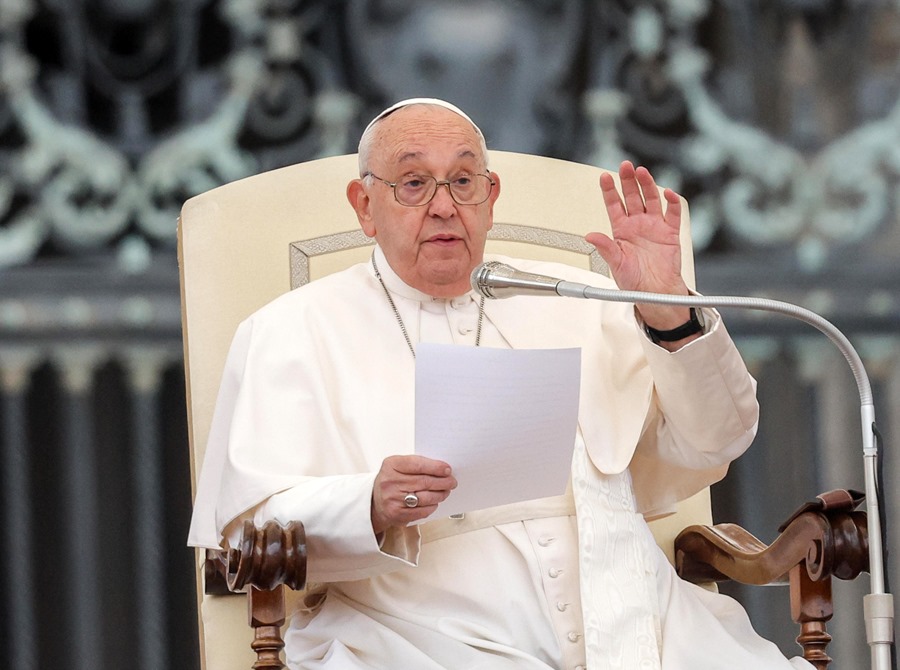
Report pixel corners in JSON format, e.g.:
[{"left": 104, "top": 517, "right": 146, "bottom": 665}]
[{"left": 189, "top": 245, "right": 813, "bottom": 670}]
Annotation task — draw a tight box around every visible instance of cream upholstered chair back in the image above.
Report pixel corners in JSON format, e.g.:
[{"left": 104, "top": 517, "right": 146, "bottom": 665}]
[{"left": 178, "top": 151, "right": 712, "bottom": 670}]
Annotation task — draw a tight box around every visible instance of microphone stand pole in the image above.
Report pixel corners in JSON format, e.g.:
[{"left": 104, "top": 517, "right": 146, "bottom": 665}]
[{"left": 552, "top": 281, "right": 895, "bottom": 670}]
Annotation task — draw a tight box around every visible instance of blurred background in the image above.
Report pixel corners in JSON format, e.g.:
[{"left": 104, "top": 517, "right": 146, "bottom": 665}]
[{"left": 0, "top": 0, "right": 898, "bottom": 668}]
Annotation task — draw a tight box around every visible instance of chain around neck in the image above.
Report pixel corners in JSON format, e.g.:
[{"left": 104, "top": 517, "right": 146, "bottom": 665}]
[{"left": 371, "top": 253, "right": 485, "bottom": 359}]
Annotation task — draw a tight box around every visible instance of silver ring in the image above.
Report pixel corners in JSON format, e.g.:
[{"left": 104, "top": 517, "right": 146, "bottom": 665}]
[{"left": 403, "top": 493, "right": 419, "bottom": 508}]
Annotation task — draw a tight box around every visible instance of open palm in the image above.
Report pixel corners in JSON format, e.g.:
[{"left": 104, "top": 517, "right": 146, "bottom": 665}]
[{"left": 585, "top": 161, "right": 687, "bottom": 296}]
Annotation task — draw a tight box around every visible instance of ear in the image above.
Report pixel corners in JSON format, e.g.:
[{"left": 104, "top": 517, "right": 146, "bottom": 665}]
[{"left": 347, "top": 179, "right": 376, "bottom": 238}]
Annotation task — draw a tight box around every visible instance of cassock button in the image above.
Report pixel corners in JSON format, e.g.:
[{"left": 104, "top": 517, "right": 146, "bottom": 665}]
[
  {"left": 556, "top": 601, "right": 569, "bottom": 612},
  {"left": 567, "top": 631, "right": 582, "bottom": 643},
  {"left": 548, "top": 568, "right": 562, "bottom": 578},
  {"left": 538, "top": 536, "right": 555, "bottom": 547}
]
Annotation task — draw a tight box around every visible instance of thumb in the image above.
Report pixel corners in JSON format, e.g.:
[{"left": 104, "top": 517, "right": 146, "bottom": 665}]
[{"left": 585, "top": 232, "right": 621, "bottom": 268}]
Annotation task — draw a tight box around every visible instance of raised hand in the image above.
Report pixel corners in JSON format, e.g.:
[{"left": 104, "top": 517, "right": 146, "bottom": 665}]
[
  {"left": 371, "top": 455, "right": 457, "bottom": 534},
  {"left": 585, "top": 160, "right": 694, "bottom": 335}
]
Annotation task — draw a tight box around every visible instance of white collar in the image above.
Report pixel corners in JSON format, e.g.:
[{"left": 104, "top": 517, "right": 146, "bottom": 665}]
[{"left": 371, "top": 245, "right": 479, "bottom": 307}]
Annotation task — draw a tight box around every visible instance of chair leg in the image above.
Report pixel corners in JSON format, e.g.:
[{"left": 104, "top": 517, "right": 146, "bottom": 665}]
[
  {"left": 248, "top": 584, "right": 287, "bottom": 670},
  {"left": 790, "top": 564, "right": 834, "bottom": 669}
]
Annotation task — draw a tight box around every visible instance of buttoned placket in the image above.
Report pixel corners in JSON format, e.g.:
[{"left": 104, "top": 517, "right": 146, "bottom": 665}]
[
  {"left": 443, "top": 294, "right": 481, "bottom": 345},
  {"left": 524, "top": 517, "right": 586, "bottom": 670},
  {"left": 396, "top": 272, "right": 584, "bottom": 667}
]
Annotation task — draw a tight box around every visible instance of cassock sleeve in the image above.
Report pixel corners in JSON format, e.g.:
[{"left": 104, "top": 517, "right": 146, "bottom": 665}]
[
  {"left": 189, "top": 307, "right": 422, "bottom": 581},
  {"left": 629, "top": 307, "right": 760, "bottom": 515},
  {"left": 232, "top": 476, "right": 422, "bottom": 583}
]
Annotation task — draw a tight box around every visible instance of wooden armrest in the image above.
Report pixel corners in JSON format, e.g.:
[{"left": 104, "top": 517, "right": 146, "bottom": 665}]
[
  {"left": 674, "top": 489, "right": 868, "bottom": 670},
  {"left": 203, "top": 520, "right": 308, "bottom": 670},
  {"left": 674, "top": 497, "right": 867, "bottom": 586}
]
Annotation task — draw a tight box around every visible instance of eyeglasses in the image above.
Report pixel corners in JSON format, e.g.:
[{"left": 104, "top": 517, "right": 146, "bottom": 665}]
[{"left": 365, "top": 172, "right": 495, "bottom": 207}]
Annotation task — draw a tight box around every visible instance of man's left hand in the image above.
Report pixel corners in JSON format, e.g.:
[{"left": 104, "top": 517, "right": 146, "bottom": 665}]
[{"left": 586, "top": 160, "right": 697, "bottom": 342}]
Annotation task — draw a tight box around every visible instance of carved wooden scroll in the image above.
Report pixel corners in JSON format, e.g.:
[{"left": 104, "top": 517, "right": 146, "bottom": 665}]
[{"left": 675, "top": 489, "right": 867, "bottom": 669}]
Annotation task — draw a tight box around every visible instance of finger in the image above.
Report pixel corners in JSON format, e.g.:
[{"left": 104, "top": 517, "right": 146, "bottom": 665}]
[
  {"left": 407, "top": 472, "right": 458, "bottom": 493},
  {"left": 385, "top": 489, "right": 452, "bottom": 527},
  {"left": 372, "top": 486, "right": 443, "bottom": 533},
  {"left": 373, "top": 475, "right": 455, "bottom": 520},
  {"left": 387, "top": 454, "right": 452, "bottom": 478},
  {"left": 635, "top": 166, "right": 663, "bottom": 216},
  {"left": 599, "top": 171, "right": 626, "bottom": 222},
  {"left": 584, "top": 231, "right": 622, "bottom": 270},
  {"left": 391, "top": 456, "right": 456, "bottom": 493},
  {"left": 662, "top": 188, "right": 682, "bottom": 231},
  {"left": 400, "top": 488, "right": 453, "bottom": 509},
  {"left": 617, "top": 160, "right": 646, "bottom": 215}
]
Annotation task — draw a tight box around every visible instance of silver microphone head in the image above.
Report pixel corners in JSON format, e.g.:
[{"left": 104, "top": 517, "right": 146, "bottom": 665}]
[{"left": 470, "top": 261, "right": 563, "bottom": 299}]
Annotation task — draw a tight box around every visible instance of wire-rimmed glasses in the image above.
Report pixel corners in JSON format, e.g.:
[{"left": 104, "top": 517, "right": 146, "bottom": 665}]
[{"left": 365, "top": 172, "right": 495, "bottom": 206}]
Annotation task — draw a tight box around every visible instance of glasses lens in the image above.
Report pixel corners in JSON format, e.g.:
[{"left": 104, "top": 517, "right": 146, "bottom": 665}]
[
  {"left": 449, "top": 174, "right": 492, "bottom": 205},
  {"left": 395, "top": 176, "right": 436, "bottom": 206}
]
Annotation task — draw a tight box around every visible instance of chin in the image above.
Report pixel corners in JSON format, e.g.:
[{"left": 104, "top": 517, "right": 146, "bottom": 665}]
[{"left": 420, "top": 271, "right": 471, "bottom": 297}]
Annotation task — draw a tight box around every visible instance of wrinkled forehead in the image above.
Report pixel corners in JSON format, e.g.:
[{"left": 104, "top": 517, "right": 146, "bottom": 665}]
[
  {"left": 378, "top": 108, "right": 483, "bottom": 167},
  {"left": 358, "top": 98, "right": 489, "bottom": 175}
]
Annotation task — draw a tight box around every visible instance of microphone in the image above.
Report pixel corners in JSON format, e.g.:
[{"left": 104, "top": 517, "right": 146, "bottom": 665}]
[
  {"left": 470, "top": 261, "right": 562, "bottom": 298},
  {"left": 470, "top": 260, "right": 894, "bottom": 669},
  {"left": 470, "top": 261, "right": 593, "bottom": 299}
]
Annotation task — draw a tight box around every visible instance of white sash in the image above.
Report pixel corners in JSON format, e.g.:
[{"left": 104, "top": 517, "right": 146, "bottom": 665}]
[{"left": 572, "top": 437, "right": 662, "bottom": 669}]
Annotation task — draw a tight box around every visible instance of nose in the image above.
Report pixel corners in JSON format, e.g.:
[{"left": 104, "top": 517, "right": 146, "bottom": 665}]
[{"left": 427, "top": 182, "right": 457, "bottom": 218}]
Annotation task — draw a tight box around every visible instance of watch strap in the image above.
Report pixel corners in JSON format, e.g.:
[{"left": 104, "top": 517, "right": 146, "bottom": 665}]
[{"left": 645, "top": 308, "right": 704, "bottom": 344}]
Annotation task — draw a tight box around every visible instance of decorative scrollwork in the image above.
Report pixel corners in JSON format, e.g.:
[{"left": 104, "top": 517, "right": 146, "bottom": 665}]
[
  {"left": 2, "top": 0, "right": 899, "bottom": 274},
  {"left": 579, "top": 1, "right": 900, "bottom": 268},
  {"left": 0, "top": 0, "right": 359, "bottom": 268}
]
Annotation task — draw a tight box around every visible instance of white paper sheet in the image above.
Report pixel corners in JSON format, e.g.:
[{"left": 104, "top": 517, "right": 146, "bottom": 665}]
[{"left": 414, "top": 343, "right": 581, "bottom": 521}]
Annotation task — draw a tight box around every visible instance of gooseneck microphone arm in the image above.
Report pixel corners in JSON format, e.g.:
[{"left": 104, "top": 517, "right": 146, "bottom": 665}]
[{"left": 471, "top": 261, "right": 894, "bottom": 670}]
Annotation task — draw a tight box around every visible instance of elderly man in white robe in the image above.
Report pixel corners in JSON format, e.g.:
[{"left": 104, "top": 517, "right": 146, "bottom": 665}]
[{"left": 189, "top": 98, "right": 813, "bottom": 670}]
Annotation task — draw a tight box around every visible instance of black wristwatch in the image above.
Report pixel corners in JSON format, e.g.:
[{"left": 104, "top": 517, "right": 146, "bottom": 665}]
[{"left": 644, "top": 308, "right": 705, "bottom": 344}]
